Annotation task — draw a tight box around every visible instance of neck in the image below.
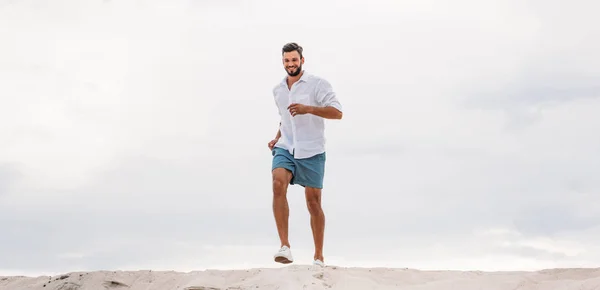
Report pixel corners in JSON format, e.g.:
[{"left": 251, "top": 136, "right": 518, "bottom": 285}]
[{"left": 287, "top": 70, "right": 303, "bottom": 87}]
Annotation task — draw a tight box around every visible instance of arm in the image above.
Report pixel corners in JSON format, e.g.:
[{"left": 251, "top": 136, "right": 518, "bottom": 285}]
[
  {"left": 275, "top": 122, "right": 281, "bottom": 139},
  {"left": 314, "top": 78, "right": 343, "bottom": 119},
  {"left": 268, "top": 122, "right": 281, "bottom": 150},
  {"left": 273, "top": 88, "right": 282, "bottom": 139},
  {"left": 308, "top": 106, "right": 343, "bottom": 119}
]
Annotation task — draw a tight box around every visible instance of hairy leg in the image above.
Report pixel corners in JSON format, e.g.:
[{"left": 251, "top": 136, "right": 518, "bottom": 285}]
[
  {"left": 272, "top": 168, "right": 293, "bottom": 248},
  {"left": 305, "top": 187, "right": 325, "bottom": 261}
]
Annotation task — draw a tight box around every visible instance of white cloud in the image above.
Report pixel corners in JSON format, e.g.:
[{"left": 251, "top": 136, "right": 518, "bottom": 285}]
[{"left": 0, "top": 0, "right": 599, "bottom": 276}]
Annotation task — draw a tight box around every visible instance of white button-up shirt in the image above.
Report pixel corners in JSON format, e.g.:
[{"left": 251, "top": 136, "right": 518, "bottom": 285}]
[{"left": 272, "top": 71, "right": 343, "bottom": 159}]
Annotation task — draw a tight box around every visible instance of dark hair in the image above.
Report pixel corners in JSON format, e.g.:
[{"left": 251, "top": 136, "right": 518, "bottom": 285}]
[{"left": 282, "top": 42, "right": 303, "bottom": 58}]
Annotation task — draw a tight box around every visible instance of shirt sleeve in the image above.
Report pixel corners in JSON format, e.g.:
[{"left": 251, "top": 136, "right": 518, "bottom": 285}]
[
  {"left": 315, "top": 79, "right": 342, "bottom": 112},
  {"left": 273, "top": 86, "right": 282, "bottom": 116}
]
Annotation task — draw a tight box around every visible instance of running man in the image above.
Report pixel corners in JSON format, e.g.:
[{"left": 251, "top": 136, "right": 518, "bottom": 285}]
[{"left": 268, "top": 42, "right": 343, "bottom": 267}]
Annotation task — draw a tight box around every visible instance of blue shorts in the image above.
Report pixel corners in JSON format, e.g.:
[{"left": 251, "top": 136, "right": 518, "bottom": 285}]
[{"left": 271, "top": 147, "right": 326, "bottom": 189}]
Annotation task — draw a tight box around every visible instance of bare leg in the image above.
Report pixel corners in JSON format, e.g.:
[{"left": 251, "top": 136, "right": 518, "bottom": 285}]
[
  {"left": 272, "top": 168, "right": 292, "bottom": 248},
  {"left": 305, "top": 187, "right": 325, "bottom": 262}
]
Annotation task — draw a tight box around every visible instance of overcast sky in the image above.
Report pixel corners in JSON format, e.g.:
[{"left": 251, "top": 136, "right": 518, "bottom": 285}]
[{"left": 1, "top": 0, "right": 599, "bottom": 277}]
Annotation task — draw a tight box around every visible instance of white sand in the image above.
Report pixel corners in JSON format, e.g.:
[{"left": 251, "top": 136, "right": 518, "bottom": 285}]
[{"left": 2, "top": 265, "right": 600, "bottom": 290}]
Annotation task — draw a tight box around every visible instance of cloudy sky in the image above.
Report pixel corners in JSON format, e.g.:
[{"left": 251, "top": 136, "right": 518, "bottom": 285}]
[{"left": 1, "top": 0, "right": 599, "bottom": 276}]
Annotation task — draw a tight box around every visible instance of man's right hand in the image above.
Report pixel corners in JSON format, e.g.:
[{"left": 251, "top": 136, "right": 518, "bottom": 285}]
[{"left": 268, "top": 138, "right": 279, "bottom": 150}]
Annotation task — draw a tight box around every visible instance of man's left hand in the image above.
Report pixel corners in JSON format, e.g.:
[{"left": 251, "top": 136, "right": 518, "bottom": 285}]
[{"left": 288, "top": 103, "right": 312, "bottom": 116}]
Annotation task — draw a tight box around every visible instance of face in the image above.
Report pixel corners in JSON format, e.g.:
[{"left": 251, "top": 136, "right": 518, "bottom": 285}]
[{"left": 282, "top": 51, "right": 304, "bottom": 77}]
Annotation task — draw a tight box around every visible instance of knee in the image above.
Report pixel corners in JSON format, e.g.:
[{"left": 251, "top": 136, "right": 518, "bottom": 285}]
[
  {"left": 272, "top": 178, "right": 287, "bottom": 197},
  {"left": 306, "top": 193, "right": 322, "bottom": 215},
  {"left": 307, "top": 200, "right": 322, "bottom": 215}
]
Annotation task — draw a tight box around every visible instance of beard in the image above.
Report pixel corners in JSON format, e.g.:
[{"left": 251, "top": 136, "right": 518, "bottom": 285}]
[{"left": 286, "top": 64, "right": 302, "bottom": 76}]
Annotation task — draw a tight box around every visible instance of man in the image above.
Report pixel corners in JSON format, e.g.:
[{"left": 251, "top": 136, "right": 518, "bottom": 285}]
[{"left": 268, "top": 42, "right": 343, "bottom": 267}]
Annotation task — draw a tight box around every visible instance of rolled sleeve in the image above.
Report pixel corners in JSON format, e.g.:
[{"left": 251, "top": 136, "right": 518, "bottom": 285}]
[{"left": 315, "top": 79, "right": 342, "bottom": 112}]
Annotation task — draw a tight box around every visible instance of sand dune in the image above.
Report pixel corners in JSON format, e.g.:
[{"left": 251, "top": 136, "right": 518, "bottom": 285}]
[{"left": 2, "top": 266, "right": 600, "bottom": 290}]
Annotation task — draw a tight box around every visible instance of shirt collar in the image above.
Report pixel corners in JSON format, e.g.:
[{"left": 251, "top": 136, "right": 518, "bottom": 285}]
[
  {"left": 298, "top": 70, "right": 309, "bottom": 82},
  {"left": 281, "top": 70, "right": 309, "bottom": 87}
]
